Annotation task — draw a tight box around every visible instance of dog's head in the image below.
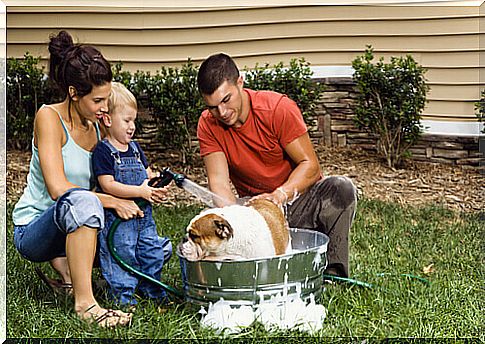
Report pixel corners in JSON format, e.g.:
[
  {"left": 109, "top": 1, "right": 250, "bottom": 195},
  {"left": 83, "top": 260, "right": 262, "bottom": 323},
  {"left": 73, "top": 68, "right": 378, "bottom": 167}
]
[{"left": 181, "top": 212, "right": 234, "bottom": 261}]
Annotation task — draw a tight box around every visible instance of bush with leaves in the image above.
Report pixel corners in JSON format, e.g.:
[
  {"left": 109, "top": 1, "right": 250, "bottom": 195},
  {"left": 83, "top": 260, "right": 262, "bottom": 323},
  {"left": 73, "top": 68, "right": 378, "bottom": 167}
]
[
  {"left": 474, "top": 89, "right": 485, "bottom": 134},
  {"left": 9, "top": 56, "right": 323, "bottom": 160},
  {"left": 113, "top": 60, "right": 205, "bottom": 165},
  {"left": 7, "top": 53, "right": 59, "bottom": 149},
  {"left": 244, "top": 58, "right": 324, "bottom": 122},
  {"left": 352, "top": 46, "right": 429, "bottom": 168},
  {"left": 113, "top": 58, "right": 323, "bottom": 164}
]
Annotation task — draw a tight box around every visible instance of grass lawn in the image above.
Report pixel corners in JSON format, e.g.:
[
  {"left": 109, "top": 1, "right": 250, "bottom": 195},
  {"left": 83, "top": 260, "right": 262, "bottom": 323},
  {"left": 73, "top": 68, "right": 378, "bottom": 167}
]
[{"left": 6, "top": 198, "right": 484, "bottom": 341}]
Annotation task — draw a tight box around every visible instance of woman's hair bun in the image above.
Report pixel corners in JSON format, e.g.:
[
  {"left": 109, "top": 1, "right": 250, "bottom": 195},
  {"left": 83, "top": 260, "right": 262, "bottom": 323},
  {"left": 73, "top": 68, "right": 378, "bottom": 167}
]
[
  {"left": 47, "top": 30, "right": 112, "bottom": 97},
  {"left": 48, "top": 30, "right": 74, "bottom": 61}
]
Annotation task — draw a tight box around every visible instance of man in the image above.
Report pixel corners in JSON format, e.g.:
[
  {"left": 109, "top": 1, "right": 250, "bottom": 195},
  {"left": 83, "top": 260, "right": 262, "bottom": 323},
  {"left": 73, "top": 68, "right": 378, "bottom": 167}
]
[{"left": 196, "top": 53, "right": 357, "bottom": 278}]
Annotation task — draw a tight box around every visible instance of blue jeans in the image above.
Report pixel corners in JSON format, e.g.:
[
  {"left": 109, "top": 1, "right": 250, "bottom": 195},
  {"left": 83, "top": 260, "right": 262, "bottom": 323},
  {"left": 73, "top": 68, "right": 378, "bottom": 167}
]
[
  {"left": 99, "top": 207, "right": 172, "bottom": 305},
  {"left": 14, "top": 188, "right": 104, "bottom": 262},
  {"left": 97, "top": 140, "right": 172, "bottom": 306}
]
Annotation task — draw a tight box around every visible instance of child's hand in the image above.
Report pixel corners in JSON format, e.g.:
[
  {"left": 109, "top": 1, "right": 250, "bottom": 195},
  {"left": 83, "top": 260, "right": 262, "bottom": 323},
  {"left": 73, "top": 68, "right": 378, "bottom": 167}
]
[
  {"left": 151, "top": 184, "right": 169, "bottom": 204},
  {"left": 147, "top": 167, "right": 159, "bottom": 180},
  {"left": 139, "top": 179, "right": 156, "bottom": 202},
  {"left": 140, "top": 179, "right": 169, "bottom": 204}
]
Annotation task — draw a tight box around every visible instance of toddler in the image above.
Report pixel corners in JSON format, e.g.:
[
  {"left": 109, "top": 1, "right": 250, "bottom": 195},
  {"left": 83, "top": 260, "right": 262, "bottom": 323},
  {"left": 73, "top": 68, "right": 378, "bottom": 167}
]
[{"left": 93, "top": 82, "right": 172, "bottom": 306}]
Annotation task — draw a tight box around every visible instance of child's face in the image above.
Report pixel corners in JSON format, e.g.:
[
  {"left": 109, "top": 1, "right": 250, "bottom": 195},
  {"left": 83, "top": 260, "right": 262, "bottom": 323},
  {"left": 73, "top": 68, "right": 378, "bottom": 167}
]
[{"left": 108, "top": 107, "right": 137, "bottom": 146}]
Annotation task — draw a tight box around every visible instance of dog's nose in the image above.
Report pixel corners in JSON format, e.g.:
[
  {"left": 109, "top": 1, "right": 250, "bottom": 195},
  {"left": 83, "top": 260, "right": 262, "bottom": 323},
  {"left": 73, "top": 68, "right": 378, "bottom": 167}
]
[{"left": 182, "top": 237, "right": 188, "bottom": 243}]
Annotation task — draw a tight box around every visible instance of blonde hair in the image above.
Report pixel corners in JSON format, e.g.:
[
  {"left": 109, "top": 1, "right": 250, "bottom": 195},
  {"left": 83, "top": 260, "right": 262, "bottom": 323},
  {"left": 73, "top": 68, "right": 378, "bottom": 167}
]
[{"left": 108, "top": 82, "right": 137, "bottom": 114}]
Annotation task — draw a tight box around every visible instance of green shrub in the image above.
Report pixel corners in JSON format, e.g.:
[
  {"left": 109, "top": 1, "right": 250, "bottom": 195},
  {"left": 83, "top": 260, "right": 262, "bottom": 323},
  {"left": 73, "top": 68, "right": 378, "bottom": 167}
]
[
  {"left": 352, "top": 46, "right": 429, "bottom": 168},
  {"left": 113, "top": 58, "right": 324, "bottom": 164},
  {"left": 113, "top": 60, "right": 204, "bottom": 165},
  {"left": 243, "top": 58, "right": 324, "bottom": 122},
  {"left": 6, "top": 53, "right": 59, "bottom": 150},
  {"left": 8, "top": 56, "right": 323, "bottom": 161},
  {"left": 474, "top": 89, "right": 485, "bottom": 134}
]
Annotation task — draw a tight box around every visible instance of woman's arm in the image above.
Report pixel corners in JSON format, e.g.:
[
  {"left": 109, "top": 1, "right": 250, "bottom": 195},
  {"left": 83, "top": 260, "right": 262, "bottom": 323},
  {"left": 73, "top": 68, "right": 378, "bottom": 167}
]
[
  {"left": 35, "top": 107, "right": 144, "bottom": 219},
  {"left": 34, "top": 107, "right": 78, "bottom": 200},
  {"left": 95, "top": 192, "right": 144, "bottom": 220}
]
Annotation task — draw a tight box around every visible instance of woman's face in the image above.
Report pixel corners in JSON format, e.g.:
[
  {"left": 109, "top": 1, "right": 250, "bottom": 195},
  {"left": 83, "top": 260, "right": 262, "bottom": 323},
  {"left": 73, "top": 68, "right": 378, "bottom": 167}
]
[{"left": 76, "top": 82, "right": 111, "bottom": 122}]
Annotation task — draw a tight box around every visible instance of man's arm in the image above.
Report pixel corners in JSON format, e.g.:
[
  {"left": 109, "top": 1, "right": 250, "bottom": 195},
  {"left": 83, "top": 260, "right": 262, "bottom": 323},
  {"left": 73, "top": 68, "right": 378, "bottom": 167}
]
[
  {"left": 203, "top": 151, "right": 237, "bottom": 206},
  {"left": 254, "top": 133, "right": 321, "bottom": 205}
]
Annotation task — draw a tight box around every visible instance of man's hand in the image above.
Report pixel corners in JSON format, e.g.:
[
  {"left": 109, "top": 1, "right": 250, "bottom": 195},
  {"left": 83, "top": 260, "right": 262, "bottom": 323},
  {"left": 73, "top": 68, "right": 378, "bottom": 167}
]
[{"left": 251, "top": 187, "right": 289, "bottom": 206}]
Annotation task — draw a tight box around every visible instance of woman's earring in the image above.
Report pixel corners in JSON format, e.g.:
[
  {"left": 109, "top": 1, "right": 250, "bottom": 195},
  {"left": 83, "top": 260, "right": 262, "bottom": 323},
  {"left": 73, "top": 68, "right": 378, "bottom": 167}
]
[{"left": 68, "top": 86, "right": 77, "bottom": 100}]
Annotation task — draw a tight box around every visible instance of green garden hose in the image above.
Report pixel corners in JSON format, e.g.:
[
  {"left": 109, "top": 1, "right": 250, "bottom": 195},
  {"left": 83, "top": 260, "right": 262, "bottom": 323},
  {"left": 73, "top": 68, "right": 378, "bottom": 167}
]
[
  {"left": 322, "top": 272, "right": 430, "bottom": 289},
  {"left": 106, "top": 199, "right": 184, "bottom": 299},
  {"left": 107, "top": 167, "right": 430, "bottom": 301},
  {"left": 322, "top": 274, "right": 374, "bottom": 288}
]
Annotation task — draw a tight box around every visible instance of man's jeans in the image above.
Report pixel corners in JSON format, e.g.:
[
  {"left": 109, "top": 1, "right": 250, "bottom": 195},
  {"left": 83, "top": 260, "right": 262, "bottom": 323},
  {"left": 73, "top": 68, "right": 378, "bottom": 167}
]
[{"left": 287, "top": 176, "right": 357, "bottom": 277}]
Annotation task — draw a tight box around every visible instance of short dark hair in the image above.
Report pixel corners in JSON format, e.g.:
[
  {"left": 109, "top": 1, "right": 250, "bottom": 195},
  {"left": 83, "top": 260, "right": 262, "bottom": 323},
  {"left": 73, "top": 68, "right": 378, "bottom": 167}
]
[
  {"left": 197, "top": 53, "right": 239, "bottom": 95},
  {"left": 48, "top": 30, "right": 112, "bottom": 98}
]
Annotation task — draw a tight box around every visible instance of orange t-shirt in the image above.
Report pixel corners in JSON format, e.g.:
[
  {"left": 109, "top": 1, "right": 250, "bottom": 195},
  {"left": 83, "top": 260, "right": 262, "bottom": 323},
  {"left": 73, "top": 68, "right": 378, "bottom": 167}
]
[{"left": 197, "top": 89, "right": 308, "bottom": 197}]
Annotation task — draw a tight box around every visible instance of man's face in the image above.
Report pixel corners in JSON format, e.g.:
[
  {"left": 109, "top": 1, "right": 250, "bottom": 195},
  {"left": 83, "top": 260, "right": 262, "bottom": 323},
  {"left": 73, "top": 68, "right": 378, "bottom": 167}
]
[{"left": 202, "top": 77, "right": 246, "bottom": 128}]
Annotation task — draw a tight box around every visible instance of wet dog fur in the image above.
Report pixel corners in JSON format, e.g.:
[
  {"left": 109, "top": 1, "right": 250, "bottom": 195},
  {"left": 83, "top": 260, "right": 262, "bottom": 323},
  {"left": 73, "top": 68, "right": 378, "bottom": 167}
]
[{"left": 181, "top": 199, "right": 290, "bottom": 261}]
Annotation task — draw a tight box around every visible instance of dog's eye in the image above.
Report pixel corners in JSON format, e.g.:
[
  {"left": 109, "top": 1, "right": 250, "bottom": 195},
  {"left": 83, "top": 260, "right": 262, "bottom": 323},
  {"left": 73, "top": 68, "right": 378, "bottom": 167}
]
[{"left": 189, "top": 233, "right": 199, "bottom": 241}]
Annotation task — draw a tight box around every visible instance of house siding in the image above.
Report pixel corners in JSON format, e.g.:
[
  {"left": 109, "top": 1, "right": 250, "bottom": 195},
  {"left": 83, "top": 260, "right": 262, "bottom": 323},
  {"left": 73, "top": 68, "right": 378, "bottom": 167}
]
[{"left": 5, "top": 2, "right": 484, "bottom": 132}]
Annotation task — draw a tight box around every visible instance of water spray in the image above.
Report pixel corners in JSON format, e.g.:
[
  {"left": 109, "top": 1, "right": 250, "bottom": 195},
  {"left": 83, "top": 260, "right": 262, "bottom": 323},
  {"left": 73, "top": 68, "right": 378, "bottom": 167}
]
[{"left": 107, "top": 167, "right": 230, "bottom": 300}]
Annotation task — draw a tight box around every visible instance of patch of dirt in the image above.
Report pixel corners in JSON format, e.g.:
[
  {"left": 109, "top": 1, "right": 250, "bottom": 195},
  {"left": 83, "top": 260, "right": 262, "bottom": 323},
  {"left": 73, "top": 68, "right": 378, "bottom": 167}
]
[
  {"left": 6, "top": 147, "right": 484, "bottom": 213},
  {"left": 315, "top": 146, "right": 483, "bottom": 213}
]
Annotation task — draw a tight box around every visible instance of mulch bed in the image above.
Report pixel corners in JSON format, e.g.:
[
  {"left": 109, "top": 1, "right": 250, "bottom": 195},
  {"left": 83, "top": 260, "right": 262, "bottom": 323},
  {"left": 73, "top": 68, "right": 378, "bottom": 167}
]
[{"left": 6, "top": 147, "right": 484, "bottom": 213}]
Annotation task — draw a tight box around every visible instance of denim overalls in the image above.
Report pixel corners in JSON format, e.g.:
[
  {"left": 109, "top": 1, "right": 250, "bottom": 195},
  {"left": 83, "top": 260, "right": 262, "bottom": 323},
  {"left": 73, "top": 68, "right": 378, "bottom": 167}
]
[{"left": 97, "top": 139, "right": 172, "bottom": 305}]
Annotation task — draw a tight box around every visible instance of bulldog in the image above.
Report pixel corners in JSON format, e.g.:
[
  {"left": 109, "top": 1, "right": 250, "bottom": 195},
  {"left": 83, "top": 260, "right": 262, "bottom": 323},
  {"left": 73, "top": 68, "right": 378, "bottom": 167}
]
[{"left": 181, "top": 199, "right": 291, "bottom": 261}]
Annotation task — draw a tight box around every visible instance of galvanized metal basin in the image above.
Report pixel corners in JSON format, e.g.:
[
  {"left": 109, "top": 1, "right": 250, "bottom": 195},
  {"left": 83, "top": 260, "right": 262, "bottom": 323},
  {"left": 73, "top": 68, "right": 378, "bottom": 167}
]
[{"left": 177, "top": 228, "right": 329, "bottom": 307}]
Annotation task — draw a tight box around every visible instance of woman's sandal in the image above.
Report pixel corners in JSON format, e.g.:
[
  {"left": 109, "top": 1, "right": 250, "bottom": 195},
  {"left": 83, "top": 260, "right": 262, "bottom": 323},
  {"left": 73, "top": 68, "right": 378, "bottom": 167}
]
[
  {"left": 82, "top": 304, "right": 133, "bottom": 328},
  {"left": 35, "top": 266, "right": 73, "bottom": 296}
]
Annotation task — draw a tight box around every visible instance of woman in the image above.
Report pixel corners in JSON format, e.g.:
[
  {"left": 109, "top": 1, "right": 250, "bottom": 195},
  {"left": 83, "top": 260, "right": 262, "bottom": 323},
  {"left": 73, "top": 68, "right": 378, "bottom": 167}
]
[{"left": 12, "top": 31, "right": 151, "bottom": 327}]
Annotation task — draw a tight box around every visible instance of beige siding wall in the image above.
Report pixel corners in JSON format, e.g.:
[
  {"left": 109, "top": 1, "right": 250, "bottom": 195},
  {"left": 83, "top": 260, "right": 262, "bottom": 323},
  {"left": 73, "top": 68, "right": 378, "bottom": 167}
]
[{"left": 5, "top": 3, "right": 484, "bottom": 128}]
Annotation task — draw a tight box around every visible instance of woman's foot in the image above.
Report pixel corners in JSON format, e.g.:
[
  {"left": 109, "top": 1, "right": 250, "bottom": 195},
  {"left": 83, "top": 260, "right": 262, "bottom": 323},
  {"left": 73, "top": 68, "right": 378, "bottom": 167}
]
[
  {"left": 78, "top": 304, "right": 133, "bottom": 328},
  {"left": 50, "top": 257, "right": 72, "bottom": 285},
  {"left": 35, "top": 267, "right": 73, "bottom": 296}
]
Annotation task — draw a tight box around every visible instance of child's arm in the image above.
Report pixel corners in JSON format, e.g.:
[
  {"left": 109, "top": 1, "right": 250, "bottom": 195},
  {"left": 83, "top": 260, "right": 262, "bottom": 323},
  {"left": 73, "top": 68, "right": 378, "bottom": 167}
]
[{"left": 98, "top": 175, "right": 153, "bottom": 202}]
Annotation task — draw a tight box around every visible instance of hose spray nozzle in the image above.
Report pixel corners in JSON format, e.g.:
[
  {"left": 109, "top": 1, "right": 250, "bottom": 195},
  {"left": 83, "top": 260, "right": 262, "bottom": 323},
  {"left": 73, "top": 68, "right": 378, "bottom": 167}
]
[{"left": 148, "top": 167, "right": 186, "bottom": 188}]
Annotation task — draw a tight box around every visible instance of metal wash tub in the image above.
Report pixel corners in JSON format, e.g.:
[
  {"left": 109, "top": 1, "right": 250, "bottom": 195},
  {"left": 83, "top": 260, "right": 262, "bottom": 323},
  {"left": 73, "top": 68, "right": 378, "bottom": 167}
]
[{"left": 177, "top": 228, "right": 329, "bottom": 307}]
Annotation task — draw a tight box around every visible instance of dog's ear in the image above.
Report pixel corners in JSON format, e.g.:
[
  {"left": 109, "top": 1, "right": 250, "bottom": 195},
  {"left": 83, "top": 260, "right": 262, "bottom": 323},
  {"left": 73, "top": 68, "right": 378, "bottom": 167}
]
[{"left": 214, "top": 220, "right": 233, "bottom": 239}]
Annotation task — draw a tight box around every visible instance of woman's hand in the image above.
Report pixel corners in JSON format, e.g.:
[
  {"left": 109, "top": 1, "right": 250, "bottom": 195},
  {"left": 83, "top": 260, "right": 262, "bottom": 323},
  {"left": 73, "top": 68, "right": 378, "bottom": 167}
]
[{"left": 111, "top": 198, "right": 144, "bottom": 220}]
